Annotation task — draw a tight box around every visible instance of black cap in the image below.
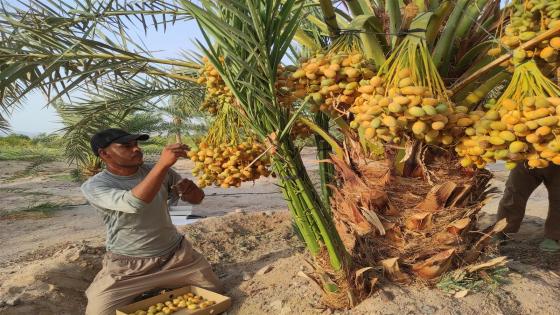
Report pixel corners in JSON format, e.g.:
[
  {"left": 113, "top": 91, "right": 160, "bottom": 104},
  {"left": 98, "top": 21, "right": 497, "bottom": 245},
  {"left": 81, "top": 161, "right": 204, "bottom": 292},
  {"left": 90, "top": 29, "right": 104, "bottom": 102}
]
[{"left": 90, "top": 128, "right": 149, "bottom": 156}]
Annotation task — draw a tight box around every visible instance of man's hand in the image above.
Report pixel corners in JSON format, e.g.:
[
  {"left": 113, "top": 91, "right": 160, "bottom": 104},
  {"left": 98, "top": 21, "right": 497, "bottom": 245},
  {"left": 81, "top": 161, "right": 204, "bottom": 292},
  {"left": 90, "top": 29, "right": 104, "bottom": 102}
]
[
  {"left": 174, "top": 178, "right": 205, "bottom": 204},
  {"left": 157, "top": 143, "right": 190, "bottom": 169},
  {"left": 131, "top": 144, "right": 190, "bottom": 204}
]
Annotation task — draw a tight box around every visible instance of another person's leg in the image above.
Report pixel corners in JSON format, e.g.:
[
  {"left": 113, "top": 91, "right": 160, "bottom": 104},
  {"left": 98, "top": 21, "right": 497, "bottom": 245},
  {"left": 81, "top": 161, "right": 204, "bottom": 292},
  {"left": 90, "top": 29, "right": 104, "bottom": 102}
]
[
  {"left": 497, "top": 163, "right": 542, "bottom": 234},
  {"left": 541, "top": 165, "right": 560, "bottom": 252}
]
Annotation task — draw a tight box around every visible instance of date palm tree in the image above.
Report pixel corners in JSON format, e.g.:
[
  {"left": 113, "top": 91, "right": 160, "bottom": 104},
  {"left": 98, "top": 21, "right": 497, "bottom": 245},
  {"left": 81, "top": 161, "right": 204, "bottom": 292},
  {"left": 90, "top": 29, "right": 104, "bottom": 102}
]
[{"left": 3, "top": 0, "right": 558, "bottom": 309}]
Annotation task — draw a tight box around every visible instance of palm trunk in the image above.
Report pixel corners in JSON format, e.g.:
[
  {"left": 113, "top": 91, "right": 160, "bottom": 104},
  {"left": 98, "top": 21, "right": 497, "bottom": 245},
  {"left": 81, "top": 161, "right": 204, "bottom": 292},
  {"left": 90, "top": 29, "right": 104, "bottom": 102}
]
[
  {"left": 173, "top": 116, "right": 182, "bottom": 144},
  {"left": 331, "top": 137, "right": 505, "bottom": 285}
]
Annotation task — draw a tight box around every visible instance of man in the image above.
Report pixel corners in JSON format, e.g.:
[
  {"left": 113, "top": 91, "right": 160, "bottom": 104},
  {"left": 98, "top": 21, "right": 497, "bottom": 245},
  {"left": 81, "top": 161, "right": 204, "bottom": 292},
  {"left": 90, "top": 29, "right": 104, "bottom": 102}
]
[
  {"left": 81, "top": 128, "right": 222, "bottom": 315},
  {"left": 497, "top": 162, "right": 560, "bottom": 252}
]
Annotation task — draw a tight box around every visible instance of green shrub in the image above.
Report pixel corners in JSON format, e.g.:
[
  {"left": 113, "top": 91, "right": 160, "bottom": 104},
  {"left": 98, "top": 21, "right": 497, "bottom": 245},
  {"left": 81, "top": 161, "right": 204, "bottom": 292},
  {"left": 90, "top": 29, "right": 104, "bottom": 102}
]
[
  {"left": 32, "top": 133, "right": 63, "bottom": 147},
  {"left": 0, "top": 134, "right": 33, "bottom": 147},
  {"left": 0, "top": 134, "right": 62, "bottom": 161},
  {"left": 0, "top": 146, "right": 61, "bottom": 161}
]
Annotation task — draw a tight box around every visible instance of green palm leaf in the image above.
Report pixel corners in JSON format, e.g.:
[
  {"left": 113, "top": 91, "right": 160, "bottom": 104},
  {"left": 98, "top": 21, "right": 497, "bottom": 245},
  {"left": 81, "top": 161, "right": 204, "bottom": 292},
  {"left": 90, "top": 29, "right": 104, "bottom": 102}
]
[
  {"left": 0, "top": 0, "right": 199, "bottom": 110},
  {"left": 183, "top": 0, "right": 349, "bottom": 277},
  {"left": 54, "top": 76, "right": 201, "bottom": 166},
  {"left": 0, "top": 113, "right": 10, "bottom": 133}
]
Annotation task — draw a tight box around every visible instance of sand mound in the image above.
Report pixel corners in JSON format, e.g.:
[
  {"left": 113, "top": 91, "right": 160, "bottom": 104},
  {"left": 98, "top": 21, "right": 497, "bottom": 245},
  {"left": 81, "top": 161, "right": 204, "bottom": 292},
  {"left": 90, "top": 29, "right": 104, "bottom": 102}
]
[
  {"left": 1, "top": 211, "right": 559, "bottom": 315},
  {"left": 0, "top": 211, "right": 301, "bottom": 315},
  {"left": 0, "top": 242, "right": 104, "bottom": 315}
]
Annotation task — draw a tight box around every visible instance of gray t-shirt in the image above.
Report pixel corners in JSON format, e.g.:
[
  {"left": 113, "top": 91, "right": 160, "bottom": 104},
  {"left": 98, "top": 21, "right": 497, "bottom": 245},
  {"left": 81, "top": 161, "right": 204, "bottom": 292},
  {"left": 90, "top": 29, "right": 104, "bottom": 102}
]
[{"left": 81, "top": 164, "right": 183, "bottom": 257}]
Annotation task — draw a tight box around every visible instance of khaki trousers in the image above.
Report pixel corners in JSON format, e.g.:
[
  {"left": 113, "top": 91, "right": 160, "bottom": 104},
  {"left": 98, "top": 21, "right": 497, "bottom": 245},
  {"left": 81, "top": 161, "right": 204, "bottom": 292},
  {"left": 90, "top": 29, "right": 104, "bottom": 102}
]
[
  {"left": 497, "top": 163, "right": 560, "bottom": 240},
  {"left": 85, "top": 236, "right": 222, "bottom": 315}
]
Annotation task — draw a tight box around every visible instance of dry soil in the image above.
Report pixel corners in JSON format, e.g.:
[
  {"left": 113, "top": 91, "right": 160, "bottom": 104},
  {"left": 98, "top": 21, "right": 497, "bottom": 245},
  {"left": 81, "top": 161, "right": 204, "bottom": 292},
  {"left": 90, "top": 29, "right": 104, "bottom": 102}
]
[{"left": 0, "top": 149, "right": 558, "bottom": 314}]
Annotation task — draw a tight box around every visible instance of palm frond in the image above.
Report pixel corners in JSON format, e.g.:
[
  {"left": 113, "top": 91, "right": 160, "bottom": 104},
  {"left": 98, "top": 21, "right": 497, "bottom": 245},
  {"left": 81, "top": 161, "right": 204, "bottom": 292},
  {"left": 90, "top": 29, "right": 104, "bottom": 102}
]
[
  {"left": 167, "top": 86, "right": 206, "bottom": 119},
  {"left": 432, "top": 0, "right": 502, "bottom": 77},
  {"left": 0, "top": 0, "right": 198, "bottom": 112},
  {"left": 0, "top": 112, "right": 10, "bottom": 133},
  {"left": 120, "top": 111, "right": 165, "bottom": 134},
  {"left": 291, "top": 7, "right": 331, "bottom": 53},
  {"left": 184, "top": 1, "right": 350, "bottom": 273},
  {"left": 54, "top": 75, "right": 200, "bottom": 165},
  {"left": 184, "top": 0, "right": 305, "bottom": 140},
  {"left": 1, "top": 0, "right": 191, "bottom": 35}
]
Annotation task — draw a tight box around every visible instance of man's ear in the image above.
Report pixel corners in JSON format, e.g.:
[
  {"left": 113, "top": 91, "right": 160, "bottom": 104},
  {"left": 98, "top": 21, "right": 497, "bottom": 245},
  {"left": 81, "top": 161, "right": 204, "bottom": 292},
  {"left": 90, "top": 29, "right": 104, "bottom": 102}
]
[{"left": 98, "top": 148, "right": 109, "bottom": 159}]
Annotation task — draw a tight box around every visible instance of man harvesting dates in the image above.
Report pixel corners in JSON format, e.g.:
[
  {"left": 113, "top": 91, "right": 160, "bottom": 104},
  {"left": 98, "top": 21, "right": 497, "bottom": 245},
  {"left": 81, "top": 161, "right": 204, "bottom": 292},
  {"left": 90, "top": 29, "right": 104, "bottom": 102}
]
[{"left": 81, "top": 128, "right": 222, "bottom": 315}]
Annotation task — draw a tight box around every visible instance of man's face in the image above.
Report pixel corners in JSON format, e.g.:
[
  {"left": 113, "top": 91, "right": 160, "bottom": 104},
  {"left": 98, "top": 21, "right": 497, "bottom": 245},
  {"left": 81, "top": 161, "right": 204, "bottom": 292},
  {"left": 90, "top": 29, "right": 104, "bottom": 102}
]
[{"left": 99, "top": 140, "right": 144, "bottom": 167}]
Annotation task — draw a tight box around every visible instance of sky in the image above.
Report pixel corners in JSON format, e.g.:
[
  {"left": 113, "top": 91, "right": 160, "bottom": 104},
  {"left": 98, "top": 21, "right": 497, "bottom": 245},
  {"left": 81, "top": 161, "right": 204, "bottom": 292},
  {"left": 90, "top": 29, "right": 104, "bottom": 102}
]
[{"left": 7, "top": 7, "right": 203, "bottom": 135}]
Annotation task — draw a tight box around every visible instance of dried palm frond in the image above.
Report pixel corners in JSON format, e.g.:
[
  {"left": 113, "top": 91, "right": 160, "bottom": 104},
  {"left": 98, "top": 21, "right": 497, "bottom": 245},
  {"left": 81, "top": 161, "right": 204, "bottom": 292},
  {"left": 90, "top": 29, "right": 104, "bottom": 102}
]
[{"left": 330, "top": 137, "right": 504, "bottom": 284}]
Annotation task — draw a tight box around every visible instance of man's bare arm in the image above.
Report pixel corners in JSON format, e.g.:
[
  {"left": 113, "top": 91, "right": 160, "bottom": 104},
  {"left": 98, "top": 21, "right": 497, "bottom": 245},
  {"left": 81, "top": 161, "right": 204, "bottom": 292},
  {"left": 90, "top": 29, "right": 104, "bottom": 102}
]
[{"left": 131, "top": 143, "right": 189, "bottom": 203}]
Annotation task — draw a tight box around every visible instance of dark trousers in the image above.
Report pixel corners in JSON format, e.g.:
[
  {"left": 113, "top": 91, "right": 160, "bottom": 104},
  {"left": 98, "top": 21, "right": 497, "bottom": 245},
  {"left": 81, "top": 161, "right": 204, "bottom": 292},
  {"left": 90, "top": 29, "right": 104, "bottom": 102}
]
[{"left": 497, "top": 163, "right": 560, "bottom": 240}]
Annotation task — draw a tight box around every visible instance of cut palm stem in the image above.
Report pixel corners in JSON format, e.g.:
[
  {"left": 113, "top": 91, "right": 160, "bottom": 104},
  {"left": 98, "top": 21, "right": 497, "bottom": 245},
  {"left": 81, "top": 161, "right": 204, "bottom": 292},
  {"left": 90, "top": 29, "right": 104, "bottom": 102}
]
[{"left": 319, "top": 0, "right": 340, "bottom": 37}]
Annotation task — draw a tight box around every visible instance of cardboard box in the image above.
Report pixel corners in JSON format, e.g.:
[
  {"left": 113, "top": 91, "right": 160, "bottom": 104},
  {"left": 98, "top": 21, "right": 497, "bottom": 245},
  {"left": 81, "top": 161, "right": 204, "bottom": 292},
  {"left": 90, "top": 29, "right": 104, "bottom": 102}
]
[{"left": 116, "top": 286, "right": 231, "bottom": 315}]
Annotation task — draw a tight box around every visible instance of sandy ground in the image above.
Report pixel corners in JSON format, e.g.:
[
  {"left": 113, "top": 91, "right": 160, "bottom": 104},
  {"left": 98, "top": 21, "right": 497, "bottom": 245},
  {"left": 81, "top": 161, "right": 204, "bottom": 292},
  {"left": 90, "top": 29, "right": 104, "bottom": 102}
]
[{"left": 0, "top": 148, "right": 558, "bottom": 314}]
